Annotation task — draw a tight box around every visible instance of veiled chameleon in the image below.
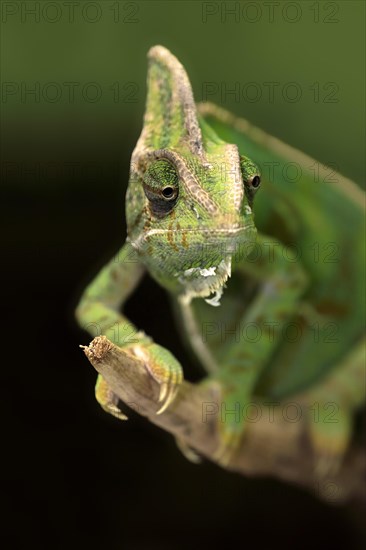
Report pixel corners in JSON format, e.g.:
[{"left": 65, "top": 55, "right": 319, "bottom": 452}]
[{"left": 76, "top": 46, "right": 365, "bottom": 470}]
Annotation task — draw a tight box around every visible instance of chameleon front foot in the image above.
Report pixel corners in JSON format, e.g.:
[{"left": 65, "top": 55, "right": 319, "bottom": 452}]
[
  {"left": 95, "top": 374, "right": 128, "bottom": 421},
  {"left": 130, "top": 342, "right": 183, "bottom": 414}
]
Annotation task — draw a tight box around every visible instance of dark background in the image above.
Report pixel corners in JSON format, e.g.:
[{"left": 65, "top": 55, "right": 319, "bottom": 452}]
[{"left": 2, "top": 1, "right": 365, "bottom": 548}]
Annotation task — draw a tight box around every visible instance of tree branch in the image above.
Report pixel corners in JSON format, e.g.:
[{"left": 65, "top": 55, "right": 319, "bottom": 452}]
[{"left": 82, "top": 336, "right": 365, "bottom": 504}]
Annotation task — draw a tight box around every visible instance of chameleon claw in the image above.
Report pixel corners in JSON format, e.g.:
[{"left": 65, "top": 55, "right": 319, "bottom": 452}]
[
  {"left": 213, "top": 431, "right": 241, "bottom": 466},
  {"left": 158, "top": 382, "right": 169, "bottom": 403},
  {"left": 315, "top": 454, "right": 342, "bottom": 478},
  {"left": 156, "top": 383, "right": 179, "bottom": 415},
  {"left": 131, "top": 342, "right": 183, "bottom": 415},
  {"left": 175, "top": 437, "right": 202, "bottom": 463},
  {"left": 156, "top": 364, "right": 183, "bottom": 414},
  {"left": 107, "top": 405, "right": 129, "bottom": 421},
  {"left": 209, "top": 391, "right": 243, "bottom": 465}
]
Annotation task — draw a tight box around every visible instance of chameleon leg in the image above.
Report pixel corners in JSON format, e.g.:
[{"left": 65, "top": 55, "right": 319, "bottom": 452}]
[
  {"left": 76, "top": 242, "right": 183, "bottom": 416},
  {"left": 298, "top": 336, "right": 366, "bottom": 475},
  {"left": 202, "top": 233, "right": 309, "bottom": 465}
]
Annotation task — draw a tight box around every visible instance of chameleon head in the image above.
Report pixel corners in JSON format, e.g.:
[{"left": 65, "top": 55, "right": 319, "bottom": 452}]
[{"left": 126, "top": 45, "right": 259, "bottom": 305}]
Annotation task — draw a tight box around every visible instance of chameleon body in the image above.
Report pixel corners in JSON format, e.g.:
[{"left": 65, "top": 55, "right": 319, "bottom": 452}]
[{"left": 76, "top": 46, "right": 365, "bottom": 468}]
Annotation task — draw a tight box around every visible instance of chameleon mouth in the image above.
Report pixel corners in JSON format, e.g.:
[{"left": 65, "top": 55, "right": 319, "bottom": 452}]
[
  {"left": 177, "top": 256, "right": 232, "bottom": 306},
  {"left": 172, "top": 225, "right": 256, "bottom": 305}
]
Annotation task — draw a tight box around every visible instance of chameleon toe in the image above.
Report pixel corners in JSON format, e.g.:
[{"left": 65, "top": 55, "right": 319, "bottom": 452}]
[
  {"left": 158, "top": 382, "right": 169, "bottom": 404},
  {"left": 213, "top": 430, "right": 242, "bottom": 466},
  {"left": 156, "top": 384, "right": 179, "bottom": 415}
]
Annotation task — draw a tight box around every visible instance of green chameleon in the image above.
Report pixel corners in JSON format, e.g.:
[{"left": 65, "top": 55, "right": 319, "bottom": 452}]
[{"left": 76, "top": 45, "right": 365, "bottom": 470}]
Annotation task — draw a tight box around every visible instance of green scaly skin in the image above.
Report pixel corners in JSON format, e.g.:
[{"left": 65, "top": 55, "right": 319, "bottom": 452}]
[{"left": 76, "top": 46, "right": 365, "bottom": 470}]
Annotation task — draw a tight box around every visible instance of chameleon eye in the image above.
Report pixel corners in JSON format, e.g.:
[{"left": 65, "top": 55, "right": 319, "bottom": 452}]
[
  {"left": 161, "top": 186, "right": 177, "bottom": 200},
  {"left": 143, "top": 160, "right": 179, "bottom": 216},
  {"left": 249, "top": 175, "right": 261, "bottom": 188},
  {"left": 240, "top": 156, "right": 261, "bottom": 206}
]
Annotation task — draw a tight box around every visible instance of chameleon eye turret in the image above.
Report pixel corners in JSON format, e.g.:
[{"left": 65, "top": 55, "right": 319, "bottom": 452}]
[
  {"left": 142, "top": 159, "right": 179, "bottom": 216},
  {"left": 240, "top": 155, "right": 261, "bottom": 205}
]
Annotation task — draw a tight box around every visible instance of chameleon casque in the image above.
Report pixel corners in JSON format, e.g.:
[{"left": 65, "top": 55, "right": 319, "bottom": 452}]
[{"left": 76, "top": 46, "right": 365, "bottom": 471}]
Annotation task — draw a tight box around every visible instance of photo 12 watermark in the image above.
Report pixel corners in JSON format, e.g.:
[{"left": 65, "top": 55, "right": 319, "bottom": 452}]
[
  {"left": 1, "top": 81, "right": 139, "bottom": 104},
  {"left": 201, "top": 399, "right": 340, "bottom": 424},
  {"left": 201, "top": 319, "right": 340, "bottom": 346},
  {"left": 194, "top": 240, "right": 340, "bottom": 264},
  {"left": 1, "top": 1, "right": 140, "bottom": 24},
  {"left": 201, "top": 1, "right": 340, "bottom": 24},
  {"left": 82, "top": 321, "right": 140, "bottom": 346},
  {"left": 201, "top": 81, "right": 340, "bottom": 104}
]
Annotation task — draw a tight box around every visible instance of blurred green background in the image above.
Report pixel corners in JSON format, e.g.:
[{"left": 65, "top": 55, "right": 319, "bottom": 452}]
[
  {"left": 2, "top": 0, "right": 365, "bottom": 188},
  {"left": 1, "top": 1, "right": 365, "bottom": 549}
]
